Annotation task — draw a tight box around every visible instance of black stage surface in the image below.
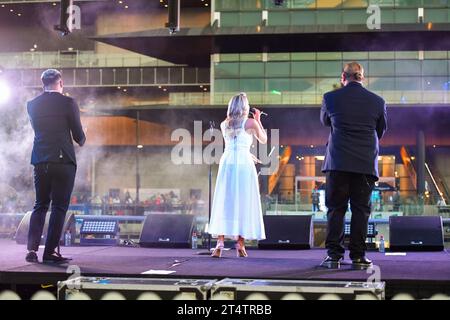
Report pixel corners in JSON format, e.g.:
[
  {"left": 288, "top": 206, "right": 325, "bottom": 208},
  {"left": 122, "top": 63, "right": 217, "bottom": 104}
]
[{"left": 1, "top": 240, "right": 449, "bottom": 299}]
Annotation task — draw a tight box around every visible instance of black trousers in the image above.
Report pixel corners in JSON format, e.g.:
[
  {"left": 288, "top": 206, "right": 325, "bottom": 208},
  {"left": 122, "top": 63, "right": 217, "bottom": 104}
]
[
  {"left": 325, "top": 170, "right": 375, "bottom": 260},
  {"left": 27, "top": 162, "right": 76, "bottom": 255}
]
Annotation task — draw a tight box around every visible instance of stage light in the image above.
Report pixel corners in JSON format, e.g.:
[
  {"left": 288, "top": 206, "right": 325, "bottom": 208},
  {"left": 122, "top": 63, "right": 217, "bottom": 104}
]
[
  {"left": 271, "top": 89, "right": 281, "bottom": 95},
  {"left": 54, "top": 0, "right": 74, "bottom": 36},
  {"left": 166, "top": 0, "right": 180, "bottom": 34},
  {"left": 0, "top": 81, "right": 11, "bottom": 105},
  {"left": 80, "top": 219, "right": 119, "bottom": 246}
]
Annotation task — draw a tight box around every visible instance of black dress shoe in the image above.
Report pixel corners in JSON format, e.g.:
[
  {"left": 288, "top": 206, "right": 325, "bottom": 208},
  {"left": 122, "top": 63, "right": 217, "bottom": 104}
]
[
  {"left": 43, "top": 252, "right": 71, "bottom": 264},
  {"left": 320, "top": 256, "right": 343, "bottom": 269},
  {"left": 25, "top": 251, "right": 38, "bottom": 263},
  {"left": 352, "top": 257, "right": 373, "bottom": 270}
]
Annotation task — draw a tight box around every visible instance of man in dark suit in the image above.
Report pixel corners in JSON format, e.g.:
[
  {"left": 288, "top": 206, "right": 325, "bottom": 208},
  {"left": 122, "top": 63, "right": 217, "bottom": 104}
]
[
  {"left": 26, "top": 69, "right": 86, "bottom": 264},
  {"left": 320, "top": 62, "right": 387, "bottom": 269}
]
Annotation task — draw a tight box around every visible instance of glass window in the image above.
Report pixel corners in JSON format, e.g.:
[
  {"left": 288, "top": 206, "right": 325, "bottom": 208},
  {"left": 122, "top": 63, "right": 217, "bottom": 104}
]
[
  {"left": 368, "top": 0, "right": 395, "bottom": 8},
  {"left": 395, "top": 51, "right": 419, "bottom": 59},
  {"left": 317, "top": 61, "right": 342, "bottom": 77},
  {"left": 240, "top": 0, "right": 263, "bottom": 10},
  {"left": 317, "top": 78, "right": 341, "bottom": 95},
  {"left": 219, "top": 54, "right": 240, "bottom": 62},
  {"left": 268, "top": 53, "right": 291, "bottom": 61},
  {"left": 215, "top": 79, "right": 240, "bottom": 92},
  {"left": 422, "top": 0, "right": 450, "bottom": 8},
  {"left": 240, "top": 78, "right": 265, "bottom": 92},
  {"left": 317, "top": 10, "right": 342, "bottom": 24},
  {"left": 221, "top": 12, "right": 239, "bottom": 27},
  {"left": 290, "top": 11, "right": 316, "bottom": 26},
  {"left": 381, "top": 9, "right": 395, "bottom": 23},
  {"left": 291, "top": 78, "right": 316, "bottom": 92},
  {"left": 422, "top": 77, "right": 449, "bottom": 91},
  {"left": 240, "top": 53, "right": 263, "bottom": 61},
  {"left": 317, "top": 52, "right": 342, "bottom": 60},
  {"left": 292, "top": 61, "right": 316, "bottom": 77},
  {"left": 395, "top": 0, "right": 423, "bottom": 8},
  {"left": 266, "top": 62, "right": 291, "bottom": 77},
  {"left": 291, "top": 52, "right": 316, "bottom": 61},
  {"left": 342, "top": 10, "right": 368, "bottom": 24},
  {"left": 425, "top": 8, "right": 449, "bottom": 23},
  {"left": 214, "top": 63, "right": 239, "bottom": 78},
  {"left": 394, "top": 9, "right": 418, "bottom": 23},
  {"left": 239, "top": 12, "right": 262, "bottom": 27},
  {"left": 267, "top": 78, "right": 291, "bottom": 92},
  {"left": 424, "top": 51, "right": 448, "bottom": 59},
  {"left": 269, "top": 11, "right": 291, "bottom": 26},
  {"left": 317, "top": 0, "right": 343, "bottom": 8},
  {"left": 290, "top": 0, "right": 318, "bottom": 9},
  {"left": 396, "top": 77, "right": 421, "bottom": 90},
  {"left": 369, "top": 51, "right": 395, "bottom": 60},
  {"left": 368, "top": 77, "right": 396, "bottom": 91},
  {"left": 342, "top": 0, "right": 370, "bottom": 8},
  {"left": 368, "top": 60, "right": 396, "bottom": 76},
  {"left": 396, "top": 60, "right": 421, "bottom": 76},
  {"left": 265, "top": 0, "right": 289, "bottom": 10},
  {"left": 343, "top": 52, "right": 369, "bottom": 61},
  {"left": 215, "top": 0, "right": 240, "bottom": 11},
  {"left": 422, "top": 60, "right": 448, "bottom": 76},
  {"left": 240, "top": 62, "right": 264, "bottom": 77}
]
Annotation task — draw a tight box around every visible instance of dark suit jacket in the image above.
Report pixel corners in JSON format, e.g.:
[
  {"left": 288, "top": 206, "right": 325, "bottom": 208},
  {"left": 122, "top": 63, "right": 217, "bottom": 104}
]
[
  {"left": 321, "top": 82, "right": 387, "bottom": 179},
  {"left": 27, "top": 92, "right": 86, "bottom": 165}
]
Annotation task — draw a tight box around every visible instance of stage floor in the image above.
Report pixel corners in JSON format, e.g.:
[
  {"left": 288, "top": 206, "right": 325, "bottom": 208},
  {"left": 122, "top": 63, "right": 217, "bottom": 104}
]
[{"left": 1, "top": 239, "right": 449, "bottom": 297}]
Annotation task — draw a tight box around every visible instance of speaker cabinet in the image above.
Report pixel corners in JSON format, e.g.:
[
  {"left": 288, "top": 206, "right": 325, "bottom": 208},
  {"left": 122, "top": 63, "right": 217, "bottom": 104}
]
[
  {"left": 139, "top": 214, "right": 194, "bottom": 248},
  {"left": 389, "top": 216, "right": 444, "bottom": 252},
  {"left": 15, "top": 211, "right": 76, "bottom": 245},
  {"left": 258, "top": 215, "right": 314, "bottom": 249}
]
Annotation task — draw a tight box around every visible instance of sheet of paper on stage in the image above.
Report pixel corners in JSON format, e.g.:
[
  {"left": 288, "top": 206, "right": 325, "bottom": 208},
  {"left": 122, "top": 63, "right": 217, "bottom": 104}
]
[
  {"left": 385, "top": 252, "right": 407, "bottom": 256},
  {"left": 141, "top": 270, "right": 176, "bottom": 275}
]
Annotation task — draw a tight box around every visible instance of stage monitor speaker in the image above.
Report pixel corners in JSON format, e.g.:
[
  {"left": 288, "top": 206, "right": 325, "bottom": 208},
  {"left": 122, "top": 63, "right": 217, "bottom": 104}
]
[
  {"left": 139, "top": 214, "right": 194, "bottom": 248},
  {"left": 15, "top": 211, "right": 76, "bottom": 246},
  {"left": 389, "top": 216, "right": 444, "bottom": 252},
  {"left": 258, "top": 215, "right": 314, "bottom": 249}
]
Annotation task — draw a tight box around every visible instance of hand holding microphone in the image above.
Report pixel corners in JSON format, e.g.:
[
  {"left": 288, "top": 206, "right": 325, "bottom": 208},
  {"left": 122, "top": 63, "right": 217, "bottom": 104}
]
[{"left": 250, "top": 108, "right": 268, "bottom": 122}]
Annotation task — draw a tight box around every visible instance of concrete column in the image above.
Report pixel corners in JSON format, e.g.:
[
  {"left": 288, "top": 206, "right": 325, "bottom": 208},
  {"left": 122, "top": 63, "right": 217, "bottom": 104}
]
[{"left": 416, "top": 130, "right": 426, "bottom": 197}]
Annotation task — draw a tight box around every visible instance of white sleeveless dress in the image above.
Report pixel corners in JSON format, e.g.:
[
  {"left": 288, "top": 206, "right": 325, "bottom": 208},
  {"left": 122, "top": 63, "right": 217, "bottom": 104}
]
[{"left": 208, "top": 118, "right": 266, "bottom": 240}]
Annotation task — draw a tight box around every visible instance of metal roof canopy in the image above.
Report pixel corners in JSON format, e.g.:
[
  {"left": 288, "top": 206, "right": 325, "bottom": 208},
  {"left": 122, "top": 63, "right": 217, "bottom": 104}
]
[{"left": 93, "top": 23, "right": 450, "bottom": 67}]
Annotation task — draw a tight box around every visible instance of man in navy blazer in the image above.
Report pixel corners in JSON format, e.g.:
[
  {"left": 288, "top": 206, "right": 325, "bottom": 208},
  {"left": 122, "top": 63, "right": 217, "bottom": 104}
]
[
  {"left": 26, "top": 69, "right": 86, "bottom": 264},
  {"left": 320, "top": 62, "right": 387, "bottom": 269}
]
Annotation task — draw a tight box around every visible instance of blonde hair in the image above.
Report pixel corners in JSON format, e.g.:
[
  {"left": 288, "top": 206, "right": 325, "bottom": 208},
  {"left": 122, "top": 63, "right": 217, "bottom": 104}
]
[
  {"left": 226, "top": 92, "right": 249, "bottom": 126},
  {"left": 343, "top": 61, "right": 364, "bottom": 82},
  {"left": 223, "top": 92, "right": 250, "bottom": 138}
]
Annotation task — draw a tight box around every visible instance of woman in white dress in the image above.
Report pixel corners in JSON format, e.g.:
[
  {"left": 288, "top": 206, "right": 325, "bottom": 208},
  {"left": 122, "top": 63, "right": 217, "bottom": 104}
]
[{"left": 208, "top": 92, "right": 267, "bottom": 258}]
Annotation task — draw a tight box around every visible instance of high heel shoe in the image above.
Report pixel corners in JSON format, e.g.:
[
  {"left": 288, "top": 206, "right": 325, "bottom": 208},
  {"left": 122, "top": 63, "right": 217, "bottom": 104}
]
[
  {"left": 211, "top": 244, "right": 224, "bottom": 258},
  {"left": 235, "top": 243, "right": 248, "bottom": 258}
]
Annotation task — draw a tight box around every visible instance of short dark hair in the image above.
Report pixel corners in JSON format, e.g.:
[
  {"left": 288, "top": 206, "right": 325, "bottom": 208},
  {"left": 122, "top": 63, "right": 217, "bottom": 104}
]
[{"left": 41, "top": 69, "right": 62, "bottom": 87}]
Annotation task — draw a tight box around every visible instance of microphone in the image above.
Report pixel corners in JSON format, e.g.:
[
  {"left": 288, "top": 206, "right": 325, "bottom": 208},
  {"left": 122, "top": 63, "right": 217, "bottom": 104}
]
[{"left": 251, "top": 108, "right": 268, "bottom": 117}]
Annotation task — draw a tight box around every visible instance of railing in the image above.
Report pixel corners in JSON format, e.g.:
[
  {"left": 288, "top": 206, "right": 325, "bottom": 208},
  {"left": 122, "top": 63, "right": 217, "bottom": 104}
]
[
  {"left": 170, "top": 91, "right": 450, "bottom": 106},
  {"left": 0, "top": 51, "right": 178, "bottom": 69},
  {"left": 215, "top": 1, "right": 450, "bottom": 11},
  {"left": 11, "top": 66, "right": 210, "bottom": 88},
  {"left": 425, "top": 163, "right": 447, "bottom": 205}
]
